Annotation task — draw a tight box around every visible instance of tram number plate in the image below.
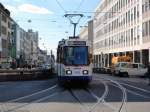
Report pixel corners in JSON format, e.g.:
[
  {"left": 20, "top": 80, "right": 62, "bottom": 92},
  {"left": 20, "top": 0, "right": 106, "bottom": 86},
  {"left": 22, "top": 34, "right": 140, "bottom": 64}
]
[{"left": 75, "top": 71, "right": 80, "bottom": 74}]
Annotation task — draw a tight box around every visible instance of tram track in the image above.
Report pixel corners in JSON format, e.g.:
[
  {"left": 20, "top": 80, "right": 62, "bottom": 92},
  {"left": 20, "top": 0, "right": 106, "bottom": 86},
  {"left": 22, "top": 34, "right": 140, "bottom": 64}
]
[
  {"left": 119, "top": 82, "right": 150, "bottom": 94},
  {"left": 110, "top": 83, "right": 150, "bottom": 99},
  {"left": 94, "top": 78, "right": 127, "bottom": 112},
  {"left": 67, "top": 77, "right": 127, "bottom": 112},
  {"left": 85, "top": 80, "right": 109, "bottom": 112},
  {"left": 68, "top": 89, "right": 90, "bottom": 112},
  {"left": 104, "top": 76, "right": 150, "bottom": 99},
  {"left": 67, "top": 79, "right": 121, "bottom": 112},
  {"left": 69, "top": 79, "right": 108, "bottom": 112}
]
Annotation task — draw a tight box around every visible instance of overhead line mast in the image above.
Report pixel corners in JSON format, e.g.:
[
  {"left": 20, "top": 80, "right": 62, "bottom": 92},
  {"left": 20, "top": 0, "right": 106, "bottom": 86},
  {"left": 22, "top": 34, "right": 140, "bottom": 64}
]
[{"left": 64, "top": 14, "right": 84, "bottom": 38}]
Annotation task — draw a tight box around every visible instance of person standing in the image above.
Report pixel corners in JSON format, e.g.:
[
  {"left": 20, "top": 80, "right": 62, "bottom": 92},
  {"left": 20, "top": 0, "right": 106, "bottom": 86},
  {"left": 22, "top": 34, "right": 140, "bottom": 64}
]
[{"left": 147, "top": 63, "right": 150, "bottom": 85}]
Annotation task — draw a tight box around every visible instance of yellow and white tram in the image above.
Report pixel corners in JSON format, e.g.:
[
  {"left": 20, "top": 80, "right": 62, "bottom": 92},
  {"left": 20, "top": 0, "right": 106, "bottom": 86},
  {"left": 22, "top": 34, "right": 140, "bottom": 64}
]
[{"left": 56, "top": 38, "right": 92, "bottom": 84}]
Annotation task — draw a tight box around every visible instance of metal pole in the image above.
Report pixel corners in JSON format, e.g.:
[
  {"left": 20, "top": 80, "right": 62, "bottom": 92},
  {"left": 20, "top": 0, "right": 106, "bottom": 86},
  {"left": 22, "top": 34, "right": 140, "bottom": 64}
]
[
  {"left": 51, "top": 50, "right": 52, "bottom": 70},
  {"left": 73, "top": 23, "right": 77, "bottom": 37}
]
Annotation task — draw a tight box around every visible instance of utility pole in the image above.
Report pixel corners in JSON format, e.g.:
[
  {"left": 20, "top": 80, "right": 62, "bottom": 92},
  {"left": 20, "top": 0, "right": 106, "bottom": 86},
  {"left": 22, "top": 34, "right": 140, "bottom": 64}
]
[
  {"left": 50, "top": 50, "right": 53, "bottom": 69},
  {"left": 64, "top": 14, "right": 83, "bottom": 38}
]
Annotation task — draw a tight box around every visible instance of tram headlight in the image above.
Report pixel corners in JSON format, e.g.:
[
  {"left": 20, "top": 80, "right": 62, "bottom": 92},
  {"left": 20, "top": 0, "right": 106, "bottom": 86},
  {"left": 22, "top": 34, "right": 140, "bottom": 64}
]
[
  {"left": 83, "top": 70, "right": 88, "bottom": 75},
  {"left": 66, "top": 70, "right": 72, "bottom": 75}
]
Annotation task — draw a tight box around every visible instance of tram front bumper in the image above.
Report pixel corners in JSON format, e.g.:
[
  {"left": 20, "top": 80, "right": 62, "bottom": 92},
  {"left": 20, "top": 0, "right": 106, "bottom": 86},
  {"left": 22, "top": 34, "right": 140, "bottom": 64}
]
[{"left": 58, "top": 76, "right": 92, "bottom": 82}]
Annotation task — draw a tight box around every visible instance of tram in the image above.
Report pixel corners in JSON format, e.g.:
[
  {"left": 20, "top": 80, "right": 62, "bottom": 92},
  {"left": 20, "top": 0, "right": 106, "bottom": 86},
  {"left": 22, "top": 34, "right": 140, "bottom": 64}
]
[{"left": 56, "top": 37, "right": 93, "bottom": 84}]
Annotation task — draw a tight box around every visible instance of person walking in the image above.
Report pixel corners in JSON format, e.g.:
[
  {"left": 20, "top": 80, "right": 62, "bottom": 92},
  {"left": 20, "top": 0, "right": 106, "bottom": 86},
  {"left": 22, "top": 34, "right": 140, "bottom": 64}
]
[{"left": 147, "top": 63, "right": 150, "bottom": 85}]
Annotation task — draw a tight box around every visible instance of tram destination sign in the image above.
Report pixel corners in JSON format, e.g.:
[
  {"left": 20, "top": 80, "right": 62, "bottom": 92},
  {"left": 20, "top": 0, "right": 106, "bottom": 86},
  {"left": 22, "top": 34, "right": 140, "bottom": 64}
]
[{"left": 68, "top": 41, "right": 86, "bottom": 46}]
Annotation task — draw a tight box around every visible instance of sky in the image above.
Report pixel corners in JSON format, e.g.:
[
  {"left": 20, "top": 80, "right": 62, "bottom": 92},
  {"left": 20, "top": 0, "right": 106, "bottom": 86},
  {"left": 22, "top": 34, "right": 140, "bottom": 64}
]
[{"left": 0, "top": 0, "right": 101, "bottom": 55}]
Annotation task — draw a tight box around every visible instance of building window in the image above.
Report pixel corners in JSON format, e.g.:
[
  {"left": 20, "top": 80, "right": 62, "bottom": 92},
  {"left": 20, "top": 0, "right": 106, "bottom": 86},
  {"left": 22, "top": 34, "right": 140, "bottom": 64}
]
[
  {"left": 2, "top": 39, "right": 8, "bottom": 58},
  {"left": 131, "top": 28, "right": 133, "bottom": 46},
  {"left": 145, "top": 21, "right": 148, "bottom": 36},
  {"left": 149, "top": 20, "right": 150, "bottom": 36},
  {"left": 142, "top": 3, "right": 145, "bottom": 13},
  {"left": 134, "top": 27, "right": 136, "bottom": 45},
  {"left": 126, "top": 31, "right": 128, "bottom": 46},
  {"left": 2, "top": 14, "right": 7, "bottom": 23},
  {"left": 128, "top": 30, "right": 130, "bottom": 46},
  {"left": 134, "top": 7, "right": 136, "bottom": 20},
  {"left": 126, "top": 12, "right": 128, "bottom": 24},
  {"left": 137, "top": 25, "right": 140, "bottom": 44},
  {"left": 137, "top": 5, "right": 139, "bottom": 18},
  {"left": 131, "top": 8, "right": 133, "bottom": 21},
  {"left": 128, "top": 10, "right": 130, "bottom": 22},
  {"left": 8, "top": 22, "right": 11, "bottom": 28},
  {"left": 1, "top": 26, "right": 7, "bottom": 35}
]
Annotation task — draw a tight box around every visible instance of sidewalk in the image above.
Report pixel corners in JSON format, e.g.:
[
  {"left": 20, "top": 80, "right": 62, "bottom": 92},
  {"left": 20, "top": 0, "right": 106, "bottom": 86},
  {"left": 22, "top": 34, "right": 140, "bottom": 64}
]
[{"left": 0, "top": 69, "right": 54, "bottom": 82}]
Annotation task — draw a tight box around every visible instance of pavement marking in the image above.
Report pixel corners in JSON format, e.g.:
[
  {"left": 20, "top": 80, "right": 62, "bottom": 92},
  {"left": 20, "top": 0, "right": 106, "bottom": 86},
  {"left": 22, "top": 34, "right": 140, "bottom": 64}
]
[
  {"left": 4, "top": 90, "right": 62, "bottom": 112},
  {"left": 0, "top": 84, "right": 58, "bottom": 112},
  {"left": 94, "top": 74, "right": 150, "bottom": 93},
  {"left": 7, "top": 84, "right": 58, "bottom": 103},
  {"left": 110, "top": 83, "right": 150, "bottom": 99},
  {"left": 119, "top": 82, "right": 150, "bottom": 94}
]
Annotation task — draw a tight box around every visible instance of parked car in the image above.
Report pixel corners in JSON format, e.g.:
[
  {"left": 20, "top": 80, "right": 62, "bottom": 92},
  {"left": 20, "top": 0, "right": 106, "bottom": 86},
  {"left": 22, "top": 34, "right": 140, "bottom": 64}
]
[
  {"left": 0, "top": 62, "right": 11, "bottom": 69},
  {"left": 111, "top": 62, "right": 147, "bottom": 77},
  {"left": 38, "top": 64, "right": 51, "bottom": 70}
]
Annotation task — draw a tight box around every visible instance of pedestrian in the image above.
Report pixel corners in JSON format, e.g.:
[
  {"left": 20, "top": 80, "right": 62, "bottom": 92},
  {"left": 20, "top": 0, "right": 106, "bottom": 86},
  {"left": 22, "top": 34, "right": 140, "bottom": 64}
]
[{"left": 147, "top": 63, "right": 150, "bottom": 85}]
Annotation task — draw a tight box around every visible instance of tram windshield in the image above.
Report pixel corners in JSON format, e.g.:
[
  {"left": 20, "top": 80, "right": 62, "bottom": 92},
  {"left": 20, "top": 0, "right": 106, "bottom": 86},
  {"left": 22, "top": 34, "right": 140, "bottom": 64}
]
[{"left": 64, "top": 46, "right": 88, "bottom": 65}]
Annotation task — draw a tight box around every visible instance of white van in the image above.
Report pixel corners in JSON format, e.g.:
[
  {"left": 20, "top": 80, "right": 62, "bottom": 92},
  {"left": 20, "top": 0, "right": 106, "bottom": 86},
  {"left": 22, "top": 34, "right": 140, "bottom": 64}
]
[{"left": 112, "top": 62, "right": 147, "bottom": 77}]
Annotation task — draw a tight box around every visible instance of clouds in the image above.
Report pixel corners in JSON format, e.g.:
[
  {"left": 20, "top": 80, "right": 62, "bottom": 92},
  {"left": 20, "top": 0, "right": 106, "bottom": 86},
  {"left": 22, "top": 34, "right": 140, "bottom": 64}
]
[
  {"left": 1, "top": 0, "right": 21, "bottom": 3},
  {"left": 5, "top": 3, "right": 53, "bottom": 15},
  {"left": 18, "top": 4, "right": 53, "bottom": 14}
]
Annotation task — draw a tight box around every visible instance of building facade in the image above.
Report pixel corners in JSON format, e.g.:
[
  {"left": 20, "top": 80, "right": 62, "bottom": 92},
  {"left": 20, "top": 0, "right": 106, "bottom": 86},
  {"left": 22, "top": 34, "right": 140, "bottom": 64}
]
[
  {"left": 38, "top": 48, "right": 47, "bottom": 65},
  {"left": 93, "top": 0, "right": 150, "bottom": 68},
  {"left": 11, "top": 24, "right": 39, "bottom": 67},
  {"left": 27, "top": 29, "right": 39, "bottom": 66},
  {"left": 80, "top": 26, "right": 88, "bottom": 40},
  {"left": 0, "top": 3, "right": 12, "bottom": 63},
  {"left": 0, "top": 3, "right": 40, "bottom": 68},
  {"left": 80, "top": 20, "right": 94, "bottom": 53}
]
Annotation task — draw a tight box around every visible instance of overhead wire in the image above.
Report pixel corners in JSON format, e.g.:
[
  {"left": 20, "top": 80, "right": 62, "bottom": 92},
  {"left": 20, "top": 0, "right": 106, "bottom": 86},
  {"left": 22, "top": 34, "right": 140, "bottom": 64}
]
[
  {"left": 66, "top": 11, "right": 121, "bottom": 14},
  {"left": 55, "top": 0, "right": 67, "bottom": 13},
  {"left": 76, "top": 0, "right": 85, "bottom": 11}
]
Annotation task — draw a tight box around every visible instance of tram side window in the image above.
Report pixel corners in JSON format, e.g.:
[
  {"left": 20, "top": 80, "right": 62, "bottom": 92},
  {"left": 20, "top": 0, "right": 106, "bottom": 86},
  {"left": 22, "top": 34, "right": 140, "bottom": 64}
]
[
  {"left": 57, "top": 47, "right": 64, "bottom": 63},
  {"left": 56, "top": 48, "right": 60, "bottom": 63},
  {"left": 60, "top": 48, "right": 64, "bottom": 63}
]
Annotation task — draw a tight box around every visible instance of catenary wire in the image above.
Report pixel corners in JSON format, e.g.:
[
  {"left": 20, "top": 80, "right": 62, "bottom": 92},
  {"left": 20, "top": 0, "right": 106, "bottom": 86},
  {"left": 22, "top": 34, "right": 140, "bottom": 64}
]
[
  {"left": 76, "top": 0, "right": 85, "bottom": 11},
  {"left": 55, "top": 0, "right": 67, "bottom": 13}
]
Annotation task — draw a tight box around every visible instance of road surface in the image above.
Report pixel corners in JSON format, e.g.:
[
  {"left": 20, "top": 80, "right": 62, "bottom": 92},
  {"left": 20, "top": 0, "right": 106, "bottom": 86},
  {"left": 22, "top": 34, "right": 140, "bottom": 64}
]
[{"left": 0, "top": 73, "right": 150, "bottom": 112}]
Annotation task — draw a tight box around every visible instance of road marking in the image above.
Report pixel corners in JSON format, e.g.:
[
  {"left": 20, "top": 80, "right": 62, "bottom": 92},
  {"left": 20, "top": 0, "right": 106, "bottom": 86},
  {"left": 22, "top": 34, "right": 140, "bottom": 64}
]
[
  {"left": 110, "top": 83, "right": 150, "bottom": 99},
  {"left": 4, "top": 90, "right": 62, "bottom": 112},
  {"left": 0, "top": 84, "right": 58, "bottom": 112},
  {"left": 119, "top": 82, "right": 150, "bottom": 94},
  {"left": 94, "top": 74, "right": 150, "bottom": 93},
  {"left": 7, "top": 84, "right": 58, "bottom": 103}
]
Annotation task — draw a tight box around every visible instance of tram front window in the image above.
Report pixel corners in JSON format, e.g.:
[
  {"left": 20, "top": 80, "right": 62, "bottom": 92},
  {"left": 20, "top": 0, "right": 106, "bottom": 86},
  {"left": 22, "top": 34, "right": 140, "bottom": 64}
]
[{"left": 64, "top": 46, "right": 88, "bottom": 65}]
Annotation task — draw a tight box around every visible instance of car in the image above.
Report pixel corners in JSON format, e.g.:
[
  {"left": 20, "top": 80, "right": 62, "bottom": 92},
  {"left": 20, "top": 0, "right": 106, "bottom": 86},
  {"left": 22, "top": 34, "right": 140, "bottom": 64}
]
[
  {"left": 0, "top": 62, "right": 11, "bottom": 69},
  {"left": 111, "top": 62, "right": 148, "bottom": 77},
  {"left": 39, "top": 64, "right": 51, "bottom": 70}
]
